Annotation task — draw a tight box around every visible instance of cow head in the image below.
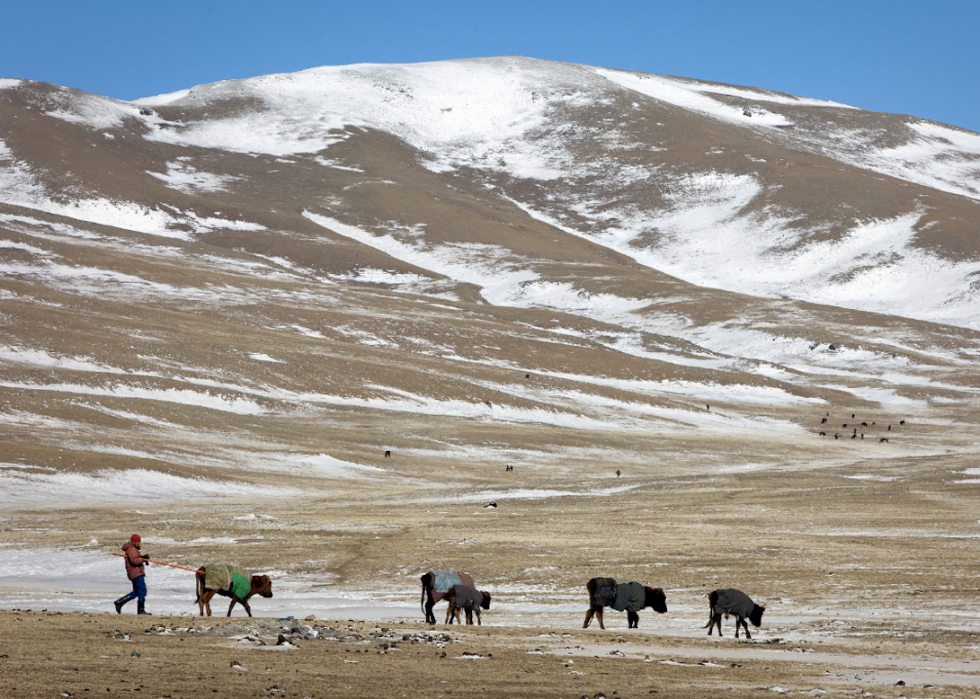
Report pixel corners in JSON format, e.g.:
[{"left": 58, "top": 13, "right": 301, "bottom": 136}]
[
  {"left": 645, "top": 586, "right": 668, "bottom": 614},
  {"left": 251, "top": 574, "right": 273, "bottom": 598},
  {"left": 749, "top": 604, "right": 765, "bottom": 627},
  {"left": 480, "top": 591, "right": 492, "bottom": 610}
]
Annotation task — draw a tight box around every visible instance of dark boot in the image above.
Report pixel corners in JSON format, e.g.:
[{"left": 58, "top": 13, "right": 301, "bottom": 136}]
[
  {"left": 137, "top": 600, "right": 150, "bottom": 615},
  {"left": 114, "top": 595, "right": 132, "bottom": 614}
]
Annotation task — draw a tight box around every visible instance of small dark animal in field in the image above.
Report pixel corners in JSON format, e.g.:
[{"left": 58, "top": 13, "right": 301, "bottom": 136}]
[
  {"left": 583, "top": 578, "right": 667, "bottom": 630},
  {"left": 880, "top": 438, "right": 889, "bottom": 443},
  {"left": 852, "top": 414, "right": 856, "bottom": 419},
  {"left": 384, "top": 450, "right": 391, "bottom": 458},
  {"left": 861, "top": 422, "right": 868, "bottom": 427},
  {"left": 705, "top": 588, "right": 765, "bottom": 639},
  {"left": 819, "top": 432, "right": 826, "bottom": 436},
  {"left": 444, "top": 584, "right": 491, "bottom": 625},
  {"left": 900, "top": 420, "right": 906, "bottom": 426},
  {"left": 616, "top": 470, "right": 621, "bottom": 478},
  {"left": 821, "top": 418, "right": 827, "bottom": 424},
  {"left": 835, "top": 433, "right": 840, "bottom": 439},
  {"left": 195, "top": 567, "right": 272, "bottom": 617},
  {"left": 888, "top": 425, "right": 891, "bottom": 431},
  {"left": 843, "top": 423, "right": 848, "bottom": 428}
]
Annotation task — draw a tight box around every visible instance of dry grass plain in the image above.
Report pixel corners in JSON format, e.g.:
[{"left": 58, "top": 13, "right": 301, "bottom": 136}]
[{"left": 3, "top": 410, "right": 980, "bottom": 698}]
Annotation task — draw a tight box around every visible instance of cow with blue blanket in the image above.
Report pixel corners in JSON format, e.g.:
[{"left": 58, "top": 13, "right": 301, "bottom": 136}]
[
  {"left": 583, "top": 577, "right": 667, "bottom": 629},
  {"left": 420, "top": 570, "right": 475, "bottom": 624}
]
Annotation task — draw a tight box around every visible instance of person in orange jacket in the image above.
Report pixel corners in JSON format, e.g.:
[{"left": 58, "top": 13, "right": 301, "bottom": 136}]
[{"left": 114, "top": 534, "right": 150, "bottom": 614}]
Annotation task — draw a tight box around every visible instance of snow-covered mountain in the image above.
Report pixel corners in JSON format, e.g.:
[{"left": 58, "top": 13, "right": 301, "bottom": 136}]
[{"left": 1, "top": 57, "right": 978, "bottom": 506}]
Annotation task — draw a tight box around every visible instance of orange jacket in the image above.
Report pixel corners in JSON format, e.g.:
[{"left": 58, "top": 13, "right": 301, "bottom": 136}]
[{"left": 122, "top": 542, "right": 146, "bottom": 580}]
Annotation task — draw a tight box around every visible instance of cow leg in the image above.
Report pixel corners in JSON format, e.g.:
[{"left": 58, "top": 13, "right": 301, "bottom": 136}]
[
  {"left": 227, "top": 597, "right": 238, "bottom": 617},
  {"left": 475, "top": 611, "right": 482, "bottom": 626},
  {"left": 241, "top": 596, "right": 253, "bottom": 618},
  {"left": 740, "top": 618, "right": 751, "bottom": 640},
  {"left": 424, "top": 599, "right": 436, "bottom": 625},
  {"left": 583, "top": 606, "right": 596, "bottom": 629},
  {"left": 707, "top": 614, "right": 721, "bottom": 636},
  {"left": 596, "top": 607, "right": 605, "bottom": 630},
  {"left": 734, "top": 617, "right": 741, "bottom": 638},
  {"left": 200, "top": 590, "right": 215, "bottom": 617},
  {"left": 465, "top": 608, "right": 473, "bottom": 625},
  {"left": 627, "top": 611, "right": 639, "bottom": 629}
]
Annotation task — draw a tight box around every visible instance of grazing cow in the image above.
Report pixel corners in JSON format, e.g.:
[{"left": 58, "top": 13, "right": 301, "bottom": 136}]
[
  {"left": 900, "top": 420, "right": 906, "bottom": 426},
  {"left": 705, "top": 588, "right": 765, "bottom": 639},
  {"left": 819, "top": 432, "right": 826, "bottom": 437},
  {"left": 444, "top": 584, "right": 492, "bottom": 625},
  {"left": 195, "top": 565, "right": 272, "bottom": 617},
  {"left": 421, "top": 570, "right": 475, "bottom": 624},
  {"left": 821, "top": 418, "right": 827, "bottom": 424},
  {"left": 583, "top": 577, "right": 667, "bottom": 630},
  {"left": 880, "top": 438, "right": 889, "bottom": 443},
  {"left": 861, "top": 422, "right": 868, "bottom": 427}
]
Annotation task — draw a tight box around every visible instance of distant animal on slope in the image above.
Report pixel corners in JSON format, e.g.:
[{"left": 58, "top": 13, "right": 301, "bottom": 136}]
[
  {"left": 444, "top": 584, "right": 492, "bottom": 625},
  {"left": 705, "top": 588, "right": 765, "bottom": 639},
  {"left": 421, "top": 570, "right": 475, "bottom": 624},
  {"left": 819, "top": 432, "right": 826, "bottom": 437},
  {"left": 384, "top": 450, "right": 391, "bottom": 458},
  {"left": 583, "top": 577, "right": 667, "bottom": 629},
  {"left": 821, "top": 418, "right": 827, "bottom": 424},
  {"left": 195, "top": 565, "right": 272, "bottom": 617},
  {"left": 880, "top": 438, "right": 889, "bottom": 443}
]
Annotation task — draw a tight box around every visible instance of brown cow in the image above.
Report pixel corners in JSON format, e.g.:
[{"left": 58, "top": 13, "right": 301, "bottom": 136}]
[
  {"left": 583, "top": 578, "right": 667, "bottom": 629},
  {"left": 704, "top": 588, "right": 765, "bottom": 639},
  {"left": 444, "top": 584, "right": 492, "bottom": 625},
  {"left": 195, "top": 566, "right": 272, "bottom": 617}
]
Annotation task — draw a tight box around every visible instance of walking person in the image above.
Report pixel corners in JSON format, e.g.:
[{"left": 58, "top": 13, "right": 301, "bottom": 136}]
[{"left": 114, "top": 534, "right": 151, "bottom": 614}]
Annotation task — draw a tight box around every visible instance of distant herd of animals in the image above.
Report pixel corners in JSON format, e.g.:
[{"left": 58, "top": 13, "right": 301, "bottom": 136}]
[{"left": 816, "top": 412, "right": 907, "bottom": 442}]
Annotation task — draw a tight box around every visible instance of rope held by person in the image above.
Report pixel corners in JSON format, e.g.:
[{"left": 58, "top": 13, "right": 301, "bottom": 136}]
[{"left": 112, "top": 553, "right": 199, "bottom": 572}]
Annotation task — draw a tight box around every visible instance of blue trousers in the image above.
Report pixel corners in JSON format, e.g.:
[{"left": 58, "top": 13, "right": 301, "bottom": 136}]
[{"left": 126, "top": 575, "right": 147, "bottom": 602}]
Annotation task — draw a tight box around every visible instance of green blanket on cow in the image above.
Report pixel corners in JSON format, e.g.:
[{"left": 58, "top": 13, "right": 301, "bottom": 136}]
[{"left": 204, "top": 563, "right": 250, "bottom": 597}]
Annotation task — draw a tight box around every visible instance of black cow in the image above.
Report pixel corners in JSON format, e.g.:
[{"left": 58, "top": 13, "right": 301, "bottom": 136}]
[
  {"left": 583, "top": 578, "right": 667, "bottom": 629},
  {"left": 704, "top": 588, "right": 765, "bottom": 639}
]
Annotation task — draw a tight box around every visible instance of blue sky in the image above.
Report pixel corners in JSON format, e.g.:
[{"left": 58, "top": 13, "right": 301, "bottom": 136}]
[{"left": 2, "top": 0, "right": 978, "bottom": 132}]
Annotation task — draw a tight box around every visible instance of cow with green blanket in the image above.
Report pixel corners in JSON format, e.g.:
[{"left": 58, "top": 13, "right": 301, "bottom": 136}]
[{"left": 195, "top": 564, "right": 273, "bottom": 617}]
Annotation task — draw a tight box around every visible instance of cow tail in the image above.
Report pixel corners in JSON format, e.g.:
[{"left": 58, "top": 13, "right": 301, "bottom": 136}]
[
  {"left": 195, "top": 568, "right": 204, "bottom": 605},
  {"left": 420, "top": 572, "right": 431, "bottom": 615}
]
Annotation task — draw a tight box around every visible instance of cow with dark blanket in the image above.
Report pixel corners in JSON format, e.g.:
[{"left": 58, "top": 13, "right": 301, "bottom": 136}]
[
  {"left": 704, "top": 588, "right": 765, "bottom": 639},
  {"left": 444, "top": 584, "right": 492, "bottom": 625},
  {"left": 583, "top": 577, "right": 667, "bottom": 629},
  {"left": 420, "top": 570, "right": 475, "bottom": 624}
]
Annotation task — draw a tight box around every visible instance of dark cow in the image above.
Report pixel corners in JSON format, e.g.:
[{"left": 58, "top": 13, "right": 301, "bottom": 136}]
[
  {"left": 444, "top": 584, "right": 492, "bottom": 625},
  {"left": 583, "top": 577, "right": 667, "bottom": 630},
  {"left": 421, "top": 570, "right": 475, "bottom": 624},
  {"left": 195, "top": 566, "right": 272, "bottom": 617},
  {"left": 704, "top": 588, "right": 765, "bottom": 639}
]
